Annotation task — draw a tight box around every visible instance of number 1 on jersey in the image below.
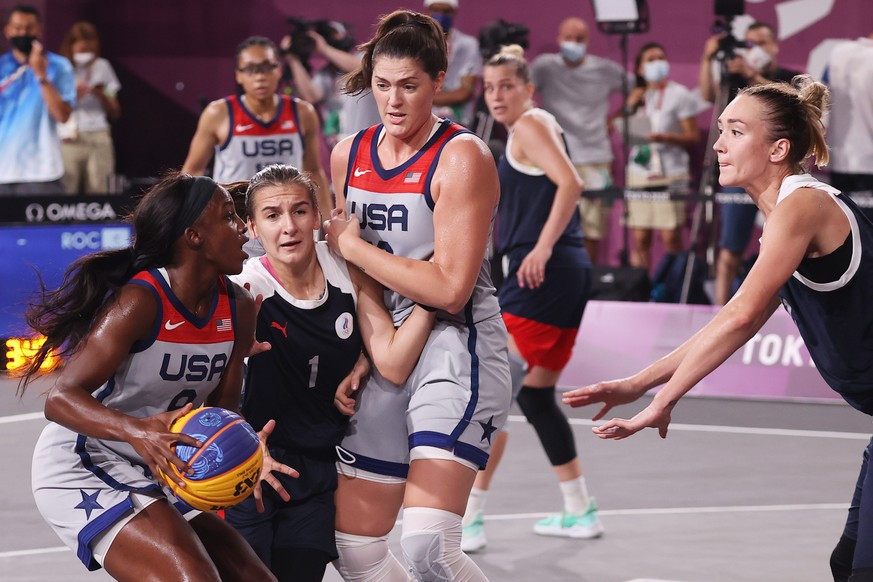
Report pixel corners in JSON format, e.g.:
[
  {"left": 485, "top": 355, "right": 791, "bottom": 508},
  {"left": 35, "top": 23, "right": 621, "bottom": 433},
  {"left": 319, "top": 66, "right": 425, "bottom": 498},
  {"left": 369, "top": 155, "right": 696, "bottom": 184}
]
[{"left": 308, "top": 355, "right": 319, "bottom": 388}]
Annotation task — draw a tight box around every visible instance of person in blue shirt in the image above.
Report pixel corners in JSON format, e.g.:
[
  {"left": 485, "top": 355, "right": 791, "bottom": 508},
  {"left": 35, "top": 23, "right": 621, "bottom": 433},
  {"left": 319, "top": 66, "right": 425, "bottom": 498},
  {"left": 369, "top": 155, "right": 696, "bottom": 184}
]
[{"left": 1, "top": 4, "right": 75, "bottom": 195}]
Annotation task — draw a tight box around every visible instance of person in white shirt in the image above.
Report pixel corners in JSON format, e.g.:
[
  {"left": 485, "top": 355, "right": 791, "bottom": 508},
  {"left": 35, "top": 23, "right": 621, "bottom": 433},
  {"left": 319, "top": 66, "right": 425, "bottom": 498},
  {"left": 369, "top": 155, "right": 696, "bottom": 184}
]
[{"left": 58, "top": 21, "right": 121, "bottom": 195}]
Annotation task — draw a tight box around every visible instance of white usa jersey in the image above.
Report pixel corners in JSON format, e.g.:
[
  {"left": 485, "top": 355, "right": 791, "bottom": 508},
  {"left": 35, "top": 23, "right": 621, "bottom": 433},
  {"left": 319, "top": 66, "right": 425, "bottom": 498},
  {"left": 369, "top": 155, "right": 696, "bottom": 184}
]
[
  {"left": 343, "top": 120, "right": 501, "bottom": 325},
  {"left": 213, "top": 94, "right": 304, "bottom": 182}
]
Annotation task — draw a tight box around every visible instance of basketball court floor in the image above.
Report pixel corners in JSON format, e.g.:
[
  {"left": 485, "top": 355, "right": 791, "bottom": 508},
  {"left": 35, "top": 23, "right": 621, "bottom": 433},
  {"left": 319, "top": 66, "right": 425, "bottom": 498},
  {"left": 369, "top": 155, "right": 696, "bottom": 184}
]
[{"left": 3, "top": 374, "right": 870, "bottom": 582}]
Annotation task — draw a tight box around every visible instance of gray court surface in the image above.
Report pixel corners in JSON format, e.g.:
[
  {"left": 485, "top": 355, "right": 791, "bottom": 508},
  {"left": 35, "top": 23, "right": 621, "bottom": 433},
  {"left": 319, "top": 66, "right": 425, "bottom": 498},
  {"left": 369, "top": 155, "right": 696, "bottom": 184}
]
[{"left": 3, "top": 375, "right": 871, "bottom": 582}]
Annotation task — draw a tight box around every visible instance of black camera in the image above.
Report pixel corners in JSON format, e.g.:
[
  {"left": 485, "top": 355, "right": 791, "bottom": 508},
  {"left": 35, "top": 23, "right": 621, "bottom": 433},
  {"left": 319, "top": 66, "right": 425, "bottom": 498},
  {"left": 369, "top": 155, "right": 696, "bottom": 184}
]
[
  {"left": 713, "top": 0, "right": 746, "bottom": 59},
  {"left": 477, "top": 19, "right": 530, "bottom": 61},
  {"left": 285, "top": 18, "right": 355, "bottom": 70}
]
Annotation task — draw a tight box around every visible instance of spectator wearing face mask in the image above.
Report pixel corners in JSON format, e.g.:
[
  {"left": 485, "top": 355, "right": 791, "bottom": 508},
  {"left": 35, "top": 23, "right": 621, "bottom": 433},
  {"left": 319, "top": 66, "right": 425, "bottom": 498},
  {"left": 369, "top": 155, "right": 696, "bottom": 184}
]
[
  {"left": 531, "top": 17, "right": 630, "bottom": 264},
  {"left": 0, "top": 3, "right": 75, "bottom": 195},
  {"left": 58, "top": 21, "right": 121, "bottom": 195},
  {"left": 698, "top": 21, "right": 802, "bottom": 305},
  {"left": 424, "top": 0, "right": 482, "bottom": 128}
]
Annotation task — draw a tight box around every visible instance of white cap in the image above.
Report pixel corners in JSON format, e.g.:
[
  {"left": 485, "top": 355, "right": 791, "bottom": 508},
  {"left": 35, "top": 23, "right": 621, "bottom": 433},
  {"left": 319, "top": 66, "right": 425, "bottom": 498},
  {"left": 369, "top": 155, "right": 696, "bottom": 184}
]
[{"left": 424, "top": 0, "right": 459, "bottom": 8}]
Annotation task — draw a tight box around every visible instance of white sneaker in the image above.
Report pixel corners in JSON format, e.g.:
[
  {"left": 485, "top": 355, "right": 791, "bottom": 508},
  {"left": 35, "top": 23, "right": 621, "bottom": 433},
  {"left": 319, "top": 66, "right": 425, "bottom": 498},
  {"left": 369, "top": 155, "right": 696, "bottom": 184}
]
[
  {"left": 461, "top": 511, "right": 487, "bottom": 552},
  {"left": 533, "top": 497, "right": 605, "bottom": 539}
]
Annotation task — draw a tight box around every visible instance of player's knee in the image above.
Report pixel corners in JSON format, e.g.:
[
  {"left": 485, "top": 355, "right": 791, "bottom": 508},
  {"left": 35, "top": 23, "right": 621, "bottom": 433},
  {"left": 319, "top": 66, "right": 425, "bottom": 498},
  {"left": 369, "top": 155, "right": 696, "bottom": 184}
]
[
  {"left": 334, "top": 531, "right": 396, "bottom": 582},
  {"left": 400, "top": 507, "right": 463, "bottom": 582},
  {"left": 516, "top": 386, "right": 576, "bottom": 466},
  {"left": 831, "top": 534, "right": 856, "bottom": 582}
]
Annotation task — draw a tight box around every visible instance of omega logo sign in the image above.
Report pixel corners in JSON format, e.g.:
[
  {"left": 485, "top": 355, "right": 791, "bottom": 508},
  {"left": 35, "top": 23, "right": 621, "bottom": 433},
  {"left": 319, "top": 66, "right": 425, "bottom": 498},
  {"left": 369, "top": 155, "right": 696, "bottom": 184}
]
[{"left": 25, "top": 202, "right": 118, "bottom": 222}]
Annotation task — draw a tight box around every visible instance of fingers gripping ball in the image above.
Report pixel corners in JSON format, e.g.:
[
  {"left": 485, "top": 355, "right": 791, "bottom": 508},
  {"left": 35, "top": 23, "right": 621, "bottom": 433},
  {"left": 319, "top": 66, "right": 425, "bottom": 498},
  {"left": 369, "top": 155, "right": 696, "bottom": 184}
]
[{"left": 162, "top": 407, "right": 263, "bottom": 512}]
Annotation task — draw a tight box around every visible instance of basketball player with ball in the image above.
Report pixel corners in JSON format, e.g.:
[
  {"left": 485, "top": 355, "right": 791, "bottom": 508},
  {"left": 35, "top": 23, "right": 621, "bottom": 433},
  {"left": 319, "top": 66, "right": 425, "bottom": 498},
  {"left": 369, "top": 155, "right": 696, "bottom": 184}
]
[{"left": 19, "top": 173, "right": 296, "bottom": 581}]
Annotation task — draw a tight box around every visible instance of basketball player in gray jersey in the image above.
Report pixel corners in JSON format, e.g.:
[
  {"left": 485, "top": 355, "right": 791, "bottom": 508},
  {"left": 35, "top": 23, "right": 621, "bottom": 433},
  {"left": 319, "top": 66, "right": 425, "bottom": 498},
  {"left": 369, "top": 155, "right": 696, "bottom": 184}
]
[{"left": 323, "top": 10, "right": 511, "bottom": 582}]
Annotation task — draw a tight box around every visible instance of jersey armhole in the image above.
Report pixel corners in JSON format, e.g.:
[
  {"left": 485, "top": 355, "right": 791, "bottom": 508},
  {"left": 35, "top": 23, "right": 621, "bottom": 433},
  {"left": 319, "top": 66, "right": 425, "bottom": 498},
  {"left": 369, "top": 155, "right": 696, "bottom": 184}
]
[
  {"left": 127, "top": 279, "right": 162, "bottom": 353},
  {"left": 217, "top": 97, "right": 234, "bottom": 152}
]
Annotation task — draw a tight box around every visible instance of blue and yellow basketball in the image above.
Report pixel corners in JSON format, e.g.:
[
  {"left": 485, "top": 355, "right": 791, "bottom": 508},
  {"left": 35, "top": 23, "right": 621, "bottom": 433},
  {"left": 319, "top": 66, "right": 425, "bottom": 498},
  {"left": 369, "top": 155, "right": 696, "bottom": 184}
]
[{"left": 161, "top": 407, "right": 263, "bottom": 512}]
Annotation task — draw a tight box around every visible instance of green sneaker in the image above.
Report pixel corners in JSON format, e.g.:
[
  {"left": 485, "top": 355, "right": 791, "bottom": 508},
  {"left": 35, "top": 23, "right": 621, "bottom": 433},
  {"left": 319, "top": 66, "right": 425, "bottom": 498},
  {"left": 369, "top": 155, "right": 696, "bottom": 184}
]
[
  {"left": 461, "top": 511, "right": 487, "bottom": 552},
  {"left": 533, "top": 498, "right": 604, "bottom": 539}
]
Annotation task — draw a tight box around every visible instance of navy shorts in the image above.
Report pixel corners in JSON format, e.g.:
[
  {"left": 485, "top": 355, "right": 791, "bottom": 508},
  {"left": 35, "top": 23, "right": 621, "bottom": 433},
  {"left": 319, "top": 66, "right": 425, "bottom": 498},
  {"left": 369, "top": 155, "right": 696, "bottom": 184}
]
[{"left": 718, "top": 188, "right": 759, "bottom": 254}]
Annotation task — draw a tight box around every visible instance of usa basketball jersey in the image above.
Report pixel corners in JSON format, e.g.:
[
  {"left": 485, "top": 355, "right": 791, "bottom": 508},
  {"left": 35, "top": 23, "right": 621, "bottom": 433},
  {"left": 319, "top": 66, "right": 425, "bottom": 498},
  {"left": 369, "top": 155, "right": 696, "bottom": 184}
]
[
  {"left": 777, "top": 175, "right": 873, "bottom": 414},
  {"left": 83, "top": 268, "right": 237, "bottom": 468},
  {"left": 231, "top": 243, "right": 361, "bottom": 452},
  {"left": 31, "top": 268, "right": 237, "bottom": 570},
  {"left": 213, "top": 94, "right": 304, "bottom": 182},
  {"left": 344, "top": 119, "right": 501, "bottom": 325}
]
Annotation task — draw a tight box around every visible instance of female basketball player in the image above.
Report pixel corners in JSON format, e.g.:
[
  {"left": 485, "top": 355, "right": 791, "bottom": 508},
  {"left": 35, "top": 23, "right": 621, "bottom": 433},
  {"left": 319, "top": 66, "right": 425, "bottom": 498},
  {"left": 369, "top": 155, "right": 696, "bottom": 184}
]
[
  {"left": 458, "top": 44, "right": 600, "bottom": 554},
  {"left": 322, "top": 9, "right": 511, "bottom": 581},
  {"left": 564, "top": 76, "right": 873, "bottom": 582},
  {"left": 21, "top": 174, "right": 295, "bottom": 581},
  {"left": 225, "top": 164, "right": 437, "bottom": 581}
]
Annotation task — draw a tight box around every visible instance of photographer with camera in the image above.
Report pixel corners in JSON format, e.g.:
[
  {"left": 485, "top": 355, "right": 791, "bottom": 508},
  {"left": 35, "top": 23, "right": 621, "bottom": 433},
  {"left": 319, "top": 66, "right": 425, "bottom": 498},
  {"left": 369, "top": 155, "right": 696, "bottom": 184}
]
[
  {"left": 1, "top": 3, "right": 75, "bottom": 195},
  {"left": 281, "top": 19, "right": 379, "bottom": 149},
  {"left": 699, "top": 20, "right": 801, "bottom": 305},
  {"left": 182, "top": 36, "right": 331, "bottom": 214}
]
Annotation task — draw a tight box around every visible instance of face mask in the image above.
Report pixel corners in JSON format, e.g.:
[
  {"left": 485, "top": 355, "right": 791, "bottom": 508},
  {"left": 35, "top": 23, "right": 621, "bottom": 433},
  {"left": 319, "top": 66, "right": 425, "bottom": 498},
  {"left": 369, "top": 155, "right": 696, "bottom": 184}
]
[
  {"left": 560, "top": 41, "right": 586, "bottom": 63},
  {"left": 10, "top": 35, "right": 36, "bottom": 56},
  {"left": 431, "top": 13, "right": 454, "bottom": 35},
  {"left": 72, "top": 52, "right": 95, "bottom": 66},
  {"left": 642, "top": 60, "right": 670, "bottom": 83},
  {"left": 742, "top": 45, "right": 772, "bottom": 72}
]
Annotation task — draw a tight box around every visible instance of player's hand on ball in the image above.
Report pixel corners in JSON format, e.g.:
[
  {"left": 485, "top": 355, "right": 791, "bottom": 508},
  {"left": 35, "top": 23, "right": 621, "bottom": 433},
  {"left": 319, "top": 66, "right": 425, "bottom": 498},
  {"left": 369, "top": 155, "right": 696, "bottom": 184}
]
[
  {"left": 254, "top": 419, "right": 300, "bottom": 513},
  {"left": 592, "top": 403, "right": 672, "bottom": 440},
  {"left": 129, "top": 403, "right": 202, "bottom": 489}
]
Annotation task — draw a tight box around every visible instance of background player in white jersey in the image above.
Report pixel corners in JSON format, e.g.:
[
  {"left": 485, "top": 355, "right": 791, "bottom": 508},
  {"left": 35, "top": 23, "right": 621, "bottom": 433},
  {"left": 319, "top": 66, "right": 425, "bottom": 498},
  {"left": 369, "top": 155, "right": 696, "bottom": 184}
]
[
  {"left": 182, "top": 36, "right": 332, "bottom": 213},
  {"left": 564, "top": 77, "right": 873, "bottom": 582},
  {"left": 21, "top": 173, "right": 295, "bottom": 581},
  {"left": 323, "top": 10, "right": 511, "bottom": 582},
  {"left": 225, "top": 164, "right": 437, "bottom": 581}
]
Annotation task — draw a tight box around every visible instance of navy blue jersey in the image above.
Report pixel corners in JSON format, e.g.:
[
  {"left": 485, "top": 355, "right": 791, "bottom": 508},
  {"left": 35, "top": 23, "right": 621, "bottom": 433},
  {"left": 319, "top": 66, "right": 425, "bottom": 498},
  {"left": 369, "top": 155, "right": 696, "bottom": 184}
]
[
  {"left": 777, "top": 175, "right": 873, "bottom": 414},
  {"left": 232, "top": 244, "right": 361, "bottom": 453},
  {"left": 495, "top": 109, "right": 585, "bottom": 255}
]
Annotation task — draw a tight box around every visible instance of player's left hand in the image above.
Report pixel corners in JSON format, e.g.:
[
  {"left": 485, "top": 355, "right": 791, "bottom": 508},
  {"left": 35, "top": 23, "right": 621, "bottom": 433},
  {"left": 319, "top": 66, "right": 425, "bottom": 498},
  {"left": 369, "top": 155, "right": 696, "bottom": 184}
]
[
  {"left": 323, "top": 208, "right": 360, "bottom": 256},
  {"left": 334, "top": 353, "right": 370, "bottom": 416},
  {"left": 253, "top": 419, "right": 299, "bottom": 512},
  {"left": 517, "top": 245, "right": 551, "bottom": 289},
  {"left": 591, "top": 403, "right": 672, "bottom": 440},
  {"left": 242, "top": 283, "right": 271, "bottom": 357}
]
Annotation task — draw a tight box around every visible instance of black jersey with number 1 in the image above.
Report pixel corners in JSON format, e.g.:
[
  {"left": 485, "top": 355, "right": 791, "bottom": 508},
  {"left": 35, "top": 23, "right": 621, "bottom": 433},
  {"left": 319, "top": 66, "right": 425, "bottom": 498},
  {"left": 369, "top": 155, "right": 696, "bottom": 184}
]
[{"left": 231, "top": 242, "right": 362, "bottom": 454}]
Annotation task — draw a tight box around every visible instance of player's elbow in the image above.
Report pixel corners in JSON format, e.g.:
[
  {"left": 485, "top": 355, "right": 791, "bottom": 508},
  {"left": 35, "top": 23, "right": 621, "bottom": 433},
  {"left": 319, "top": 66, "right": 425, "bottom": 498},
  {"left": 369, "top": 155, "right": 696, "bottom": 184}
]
[{"left": 378, "top": 363, "right": 412, "bottom": 386}]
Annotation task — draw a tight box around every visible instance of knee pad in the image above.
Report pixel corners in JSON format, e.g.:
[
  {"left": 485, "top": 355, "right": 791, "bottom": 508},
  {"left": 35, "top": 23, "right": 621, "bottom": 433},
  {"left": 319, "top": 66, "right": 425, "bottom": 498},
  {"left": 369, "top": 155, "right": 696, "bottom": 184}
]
[
  {"left": 832, "top": 534, "right": 856, "bottom": 582},
  {"left": 334, "top": 531, "right": 407, "bottom": 582},
  {"left": 401, "top": 507, "right": 471, "bottom": 582},
  {"left": 516, "top": 386, "right": 577, "bottom": 466},
  {"left": 508, "top": 351, "right": 528, "bottom": 400}
]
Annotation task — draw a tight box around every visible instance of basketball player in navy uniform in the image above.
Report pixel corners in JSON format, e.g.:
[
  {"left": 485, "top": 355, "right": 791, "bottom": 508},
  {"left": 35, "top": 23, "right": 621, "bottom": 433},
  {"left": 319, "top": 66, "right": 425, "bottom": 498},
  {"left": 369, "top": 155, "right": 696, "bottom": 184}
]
[
  {"left": 182, "top": 36, "right": 332, "bottom": 214},
  {"left": 565, "top": 77, "right": 873, "bottom": 582},
  {"left": 21, "top": 174, "right": 297, "bottom": 581},
  {"left": 322, "top": 10, "right": 511, "bottom": 582},
  {"left": 458, "top": 44, "right": 601, "bottom": 554},
  {"left": 224, "top": 164, "right": 437, "bottom": 581}
]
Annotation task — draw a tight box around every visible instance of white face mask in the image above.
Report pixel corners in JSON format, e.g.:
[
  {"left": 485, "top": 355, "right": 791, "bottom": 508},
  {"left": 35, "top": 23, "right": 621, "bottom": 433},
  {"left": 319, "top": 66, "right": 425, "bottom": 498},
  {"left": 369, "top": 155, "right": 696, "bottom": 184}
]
[
  {"left": 72, "top": 52, "right": 95, "bottom": 65},
  {"left": 560, "top": 41, "right": 587, "bottom": 63},
  {"left": 742, "top": 45, "right": 772, "bottom": 72},
  {"left": 642, "top": 60, "right": 670, "bottom": 83}
]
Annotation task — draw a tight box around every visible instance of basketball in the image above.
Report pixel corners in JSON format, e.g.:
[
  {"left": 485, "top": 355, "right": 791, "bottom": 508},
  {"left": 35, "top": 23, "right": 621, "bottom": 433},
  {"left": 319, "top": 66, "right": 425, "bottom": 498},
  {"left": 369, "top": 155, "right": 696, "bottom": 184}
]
[{"left": 161, "top": 407, "right": 264, "bottom": 512}]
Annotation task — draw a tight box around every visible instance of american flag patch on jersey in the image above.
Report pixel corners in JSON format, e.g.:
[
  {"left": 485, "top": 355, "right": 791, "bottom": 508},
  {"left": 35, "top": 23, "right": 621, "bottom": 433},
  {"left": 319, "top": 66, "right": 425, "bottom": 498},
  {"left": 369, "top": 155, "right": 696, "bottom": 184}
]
[
  {"left": 404, "top": 171, "right": 422, "bottom": 183},
  {"left": 216, "top": 318, "right": 232, "bottom": 332}
]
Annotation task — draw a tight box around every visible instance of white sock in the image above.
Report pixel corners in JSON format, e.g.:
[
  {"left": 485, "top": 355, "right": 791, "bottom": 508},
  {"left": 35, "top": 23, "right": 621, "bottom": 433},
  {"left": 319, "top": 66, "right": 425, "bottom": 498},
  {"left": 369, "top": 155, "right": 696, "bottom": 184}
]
[
  {"left": 462, "top": 487, "right": 488, "bottom": 526},
  {"left": 559, "top": 477, "right": 590, "bottom": 514}
]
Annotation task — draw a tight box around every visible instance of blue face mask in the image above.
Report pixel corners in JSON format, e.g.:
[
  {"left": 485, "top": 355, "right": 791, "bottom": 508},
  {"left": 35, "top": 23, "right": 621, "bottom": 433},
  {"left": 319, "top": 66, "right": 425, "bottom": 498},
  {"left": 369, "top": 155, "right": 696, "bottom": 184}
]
[
  {"left": 560, "top": 41, "right": 586, "bottom": 63},
  {"left": 642, "top": 59, "right": 670, "bottom": 83},
  {"left": 431, "top": 13, "right": 454, "bottom": 34}
]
